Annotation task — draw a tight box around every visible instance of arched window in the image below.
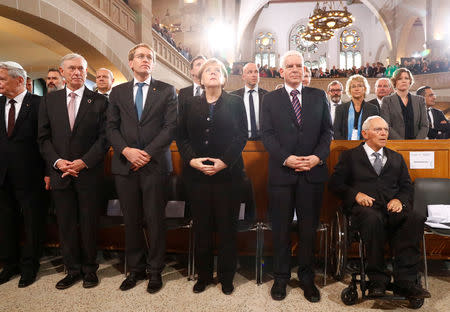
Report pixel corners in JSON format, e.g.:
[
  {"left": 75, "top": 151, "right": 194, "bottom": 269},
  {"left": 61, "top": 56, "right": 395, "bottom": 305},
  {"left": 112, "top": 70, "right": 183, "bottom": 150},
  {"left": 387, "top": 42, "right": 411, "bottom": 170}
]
[
  {"left": 289, "top": 24, "right": 319, "bottom": 54},
  {"left": 339, "top": 29, "right": 362, "bottom": 70},
  {"left": 255, "top": 32, "right": 276, "bottom": 67}
]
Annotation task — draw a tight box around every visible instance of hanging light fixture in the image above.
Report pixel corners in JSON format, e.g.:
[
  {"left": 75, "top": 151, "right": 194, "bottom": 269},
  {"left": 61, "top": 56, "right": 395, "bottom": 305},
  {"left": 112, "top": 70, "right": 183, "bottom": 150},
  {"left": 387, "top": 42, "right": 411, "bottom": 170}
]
[
  {"left": 309, "top": 1, "right": 354, "bottom": 31},
  {"left": 301, "top": 25, "right": 334, "bottom": 43}
]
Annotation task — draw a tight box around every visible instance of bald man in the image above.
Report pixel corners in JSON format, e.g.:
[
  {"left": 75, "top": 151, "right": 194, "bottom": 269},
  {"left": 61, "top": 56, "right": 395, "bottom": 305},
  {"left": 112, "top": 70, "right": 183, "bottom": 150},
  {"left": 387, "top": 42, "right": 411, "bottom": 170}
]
[
  {"left": 95, "top": 68, "right": 114, "bottom": 98},
  {"left": 231, "top": 63, "right": 268, "bottom": 140}
]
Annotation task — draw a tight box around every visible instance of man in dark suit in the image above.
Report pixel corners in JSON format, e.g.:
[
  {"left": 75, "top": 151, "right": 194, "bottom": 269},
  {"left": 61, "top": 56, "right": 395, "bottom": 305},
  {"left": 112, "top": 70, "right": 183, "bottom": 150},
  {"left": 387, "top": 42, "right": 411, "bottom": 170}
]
[
  {"left": 95, "top": 68, "right": 114, "bottom": 98},
  {"left": 363, "top": 62, "right": 374, "bottom": 78},
  {"left": 177, "top": 55, "right": 206, "bottom": 114},
  {"left": 261, "top": 51, "right": 332, "bottom": 302},
  {"left": 368, "top": 78, "right": 393, "bottom": 110},
  {"left": 329, "top": 116, "right": 430, "bottom": 299},
  {"left": 38, "top": 53, "right": 108, "bottom": 290},
  {"left": 416, "top": 86, "right": 449, "bottom": 139},
  {"left": 107, "top": 43, "right": 177, "bottom": 293},
  {"left": 46, "top": 68, "right": 65, "bottom": 93},
  {"left": 231, "top": 63, "right": 268, "bottom": 140},
  {"left": 0, "top": 61, "right": 46, "bottom": 288}
]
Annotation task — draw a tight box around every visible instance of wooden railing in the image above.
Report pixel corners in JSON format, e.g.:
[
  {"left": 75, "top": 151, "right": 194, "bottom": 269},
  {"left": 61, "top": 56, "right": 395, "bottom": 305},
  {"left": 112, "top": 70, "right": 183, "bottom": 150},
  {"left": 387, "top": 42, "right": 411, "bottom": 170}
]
[{"left": 74, "top": 0, "right": 138, "bottom": 42}]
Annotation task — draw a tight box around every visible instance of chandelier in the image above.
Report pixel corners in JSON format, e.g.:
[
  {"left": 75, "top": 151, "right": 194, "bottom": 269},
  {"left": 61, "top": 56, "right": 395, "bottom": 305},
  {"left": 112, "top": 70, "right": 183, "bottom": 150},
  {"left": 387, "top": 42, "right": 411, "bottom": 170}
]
[{"left": 302, "top": 1, "right": 354, "bottom": 42}]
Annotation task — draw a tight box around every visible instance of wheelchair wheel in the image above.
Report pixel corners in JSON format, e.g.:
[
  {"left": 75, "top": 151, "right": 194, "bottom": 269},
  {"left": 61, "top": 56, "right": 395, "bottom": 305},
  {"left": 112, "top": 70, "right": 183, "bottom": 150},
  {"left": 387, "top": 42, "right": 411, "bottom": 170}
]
[
  {"left": 341, "top": 286, "right": 358, "bottom": 305},
  {"left": 330, "top": 209, "right": 347, "bottom": 281},
  {"left": 409, "top": 298, "right": 424, "bottom": 309}
]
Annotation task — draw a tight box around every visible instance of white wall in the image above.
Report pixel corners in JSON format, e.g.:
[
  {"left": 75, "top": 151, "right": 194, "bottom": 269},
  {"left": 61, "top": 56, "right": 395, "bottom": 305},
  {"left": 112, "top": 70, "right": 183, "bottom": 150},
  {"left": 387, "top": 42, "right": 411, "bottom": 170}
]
[{"left": 251, "top": 2, "right": 387, "bottom": 69}]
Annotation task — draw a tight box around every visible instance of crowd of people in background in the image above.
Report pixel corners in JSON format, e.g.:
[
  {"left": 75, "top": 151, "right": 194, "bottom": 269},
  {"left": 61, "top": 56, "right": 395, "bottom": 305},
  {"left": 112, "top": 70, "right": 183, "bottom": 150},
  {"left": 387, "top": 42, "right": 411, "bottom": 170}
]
[{"left": 152, "top": 20, "right": 193, "bottom": 61}]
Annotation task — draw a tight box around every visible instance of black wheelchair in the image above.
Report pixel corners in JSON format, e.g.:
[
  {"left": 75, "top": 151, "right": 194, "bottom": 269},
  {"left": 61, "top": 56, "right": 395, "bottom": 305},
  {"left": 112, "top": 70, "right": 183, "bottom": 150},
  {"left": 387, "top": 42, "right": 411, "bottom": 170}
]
[{"left": 329, "top": 206, "right": 425, "bottom": 309}]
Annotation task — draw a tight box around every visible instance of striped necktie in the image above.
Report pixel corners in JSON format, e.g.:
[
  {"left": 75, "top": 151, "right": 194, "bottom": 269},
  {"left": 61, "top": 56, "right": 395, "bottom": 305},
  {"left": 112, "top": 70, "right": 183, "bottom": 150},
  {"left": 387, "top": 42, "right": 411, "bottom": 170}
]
[{"left": 290, "top": 89, "right": 302, "bottom": 124}]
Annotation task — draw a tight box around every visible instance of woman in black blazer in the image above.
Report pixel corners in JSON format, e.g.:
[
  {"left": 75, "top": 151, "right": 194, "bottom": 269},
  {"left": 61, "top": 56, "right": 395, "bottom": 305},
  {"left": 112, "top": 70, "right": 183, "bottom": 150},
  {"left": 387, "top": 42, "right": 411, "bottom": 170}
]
[
  {"left": 334, "top": 74, "right": 379, "bottom": 140},
  {"left": 176, "top": 58, "right": 248, "bottom": 295}
]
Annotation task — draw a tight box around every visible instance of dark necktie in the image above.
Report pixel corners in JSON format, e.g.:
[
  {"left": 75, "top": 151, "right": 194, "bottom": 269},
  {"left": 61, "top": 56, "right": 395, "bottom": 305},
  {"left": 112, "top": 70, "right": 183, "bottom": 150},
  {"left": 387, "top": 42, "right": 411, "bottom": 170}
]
[
  {"left": 290, "top": 89, "right": 302, "bottom": 125},
  {"left": 373, "top": 152, "right": 383, "bottom": 175},
  {"left": 427, "top": 109, "right": 433, "bottom": 128},
  {"left": 248, "top": 89, "right": 258, "bottom": 139},
  {"left": 7, "top": 99, "right": 16, "bottom": 137},
  {"left": 135, "top": 82, "right": 145, "bottom": 120}
]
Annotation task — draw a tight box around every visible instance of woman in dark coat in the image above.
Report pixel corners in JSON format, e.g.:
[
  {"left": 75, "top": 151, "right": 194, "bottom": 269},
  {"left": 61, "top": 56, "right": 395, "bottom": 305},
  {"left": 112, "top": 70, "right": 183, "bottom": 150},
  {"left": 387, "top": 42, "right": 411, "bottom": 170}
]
[
  {"left": 334, "top": 74, "right": 379, "bottom": 140},
  {"left": 176, "top": 58, "right": 248, "bottom": 295}
]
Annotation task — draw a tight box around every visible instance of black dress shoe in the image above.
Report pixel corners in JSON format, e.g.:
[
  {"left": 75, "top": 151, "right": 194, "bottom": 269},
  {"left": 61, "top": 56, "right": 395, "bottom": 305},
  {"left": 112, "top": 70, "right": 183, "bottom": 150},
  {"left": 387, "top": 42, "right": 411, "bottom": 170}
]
[
  {"left": 368, "top": 280, "right": 386, "bottom": 297},
  {"left": 55, "top": 274, "right": 81, "bottom": 290},
  {"left": 221, "top": 282, "right": 234, "bottom": 295},
  {"left": 119, "top": 271, "right": 147, "bottom": 291},
  {"left": 18, "top": 272, "right": 36, "bottom": 288},
  {"left": 299, "top": 279, "right": 320, "bottom": 303},
  {"left": 83, "top": 272, "right": 99, "bottom": 288},
  {"left": 394, "top": 281, "right": 431, "bottom": 299},
  {"left": 193, "top": 280, "right": 212, "bottom": 293},
  {"left": 0, "top": 268, "right": 20, "bottom": 285},
  {"left": 147, "top": 273, "right": 163, "bottom": 294},
  {"left": 270, "top": 280, "right": 287, "bottom": 301}
]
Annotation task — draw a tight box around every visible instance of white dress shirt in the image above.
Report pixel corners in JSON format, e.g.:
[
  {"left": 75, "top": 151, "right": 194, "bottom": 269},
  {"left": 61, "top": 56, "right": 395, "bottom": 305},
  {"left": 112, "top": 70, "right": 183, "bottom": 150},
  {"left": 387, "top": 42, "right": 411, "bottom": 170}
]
[
  {"left": 329, "top": 100, "right": 341, "bottom": 124},
  {"left": 376, "top": 97, "right": 383, "bottom": 109},
  {"left": 427, "top": 108, "right": 435, "bottom": 128},
  {"left": 133, "top": 76, "right": 151, "bottom": 108},
  {"left": 4, "top": 89, "right": 27, "bottom": 127},
  {"left": 363, "top": 143, "right": 387, "bottom": 167},
  {"left": 244, "top": 85, "right": 260, "bottom": 134},
  {"left": 66, "top": 85, "right": 85, "bottom": 117}
]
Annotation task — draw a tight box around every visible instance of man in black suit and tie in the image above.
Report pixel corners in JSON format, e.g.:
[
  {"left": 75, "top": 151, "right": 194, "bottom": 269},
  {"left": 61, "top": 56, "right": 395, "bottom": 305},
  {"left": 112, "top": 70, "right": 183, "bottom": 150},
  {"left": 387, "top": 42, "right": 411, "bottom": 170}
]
[
  {"left": 368, "top": 78, "right": 393, "bottom": 111},
  {"left": 261, "top": 51, "right": 332, "bottom": 302},
  {"left": 231, "top": 63, "right": 268, "bottom": 140},
  {"left": 329, "top": 116, "right": 430, "bottom": 299},
  {"left": 0, "top": 61, "right": 46, "bottom": 288},
  {"left": 178, "top": 55, "right": 206, "bottom": 114},
  {"left": 107, "top": 43, "right": 177, "bottom": 293},
  {"left": 38, "top": 53, "right": 109, "bottom": 290},
  {"left": 327, "top": 80, "right": 343, "bottom": 125},
  {"left": 416, "top": 86, "right": 449, "bottom": 139},
  {"left": 95, "top": 68, "right": 114, "bottom": 98}
]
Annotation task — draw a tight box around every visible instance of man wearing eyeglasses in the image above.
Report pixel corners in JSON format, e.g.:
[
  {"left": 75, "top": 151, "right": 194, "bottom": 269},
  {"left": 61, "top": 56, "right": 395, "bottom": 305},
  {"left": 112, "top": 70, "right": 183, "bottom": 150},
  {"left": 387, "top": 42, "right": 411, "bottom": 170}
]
[
  {"left": 327, "top": 80, "right": 343, "bottom": 124},
  {"left": 329, "top": 116, "right": 430, "bottom": 300},
  {"left": 106, "top": 43, "right": 177, "bottom": 293},
  {"left": 416, "top": 86, "right": 449, "bottom": 139}
]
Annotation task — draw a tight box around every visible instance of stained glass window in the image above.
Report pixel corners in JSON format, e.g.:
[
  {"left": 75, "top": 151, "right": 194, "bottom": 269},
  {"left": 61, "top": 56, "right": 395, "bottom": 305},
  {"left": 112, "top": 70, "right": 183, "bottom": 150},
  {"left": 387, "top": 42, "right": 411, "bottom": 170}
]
[
  {"left": 255, "top": 32, "right": 277, "bottom": 67},
  {"left": 289, "top": 24, "right": 318, "bottom": 54},
  {"left": 339, "top": 29, "right": 362, "bottom": 69}
]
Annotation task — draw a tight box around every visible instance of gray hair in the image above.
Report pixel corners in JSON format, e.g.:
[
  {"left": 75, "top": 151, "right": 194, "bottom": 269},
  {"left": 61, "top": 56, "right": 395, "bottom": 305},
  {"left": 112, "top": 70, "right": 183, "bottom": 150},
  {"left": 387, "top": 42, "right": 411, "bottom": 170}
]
[
  {"left": 97, "top": 67, "right": 114, "bottom": 79},
  {"left": 374, "top": 77, "right": 393, "bottom": 90},
  {"left": 345, "top": 74, "right": 370, "bottom": 97},
  {"left": 0, "top": 61, "right": 27, "bottom": 86},
  {"left": 327, "top": 80, "right": 343, "bottom": 92},
  {"left": 60, "top": 53, "right": 88, "bottom": 69},
  {"left": 280, "top": 50, "right": 304, "bottom": 69},
  {"left": 362, "top": 116, "right": 387, "bottom": 131}
]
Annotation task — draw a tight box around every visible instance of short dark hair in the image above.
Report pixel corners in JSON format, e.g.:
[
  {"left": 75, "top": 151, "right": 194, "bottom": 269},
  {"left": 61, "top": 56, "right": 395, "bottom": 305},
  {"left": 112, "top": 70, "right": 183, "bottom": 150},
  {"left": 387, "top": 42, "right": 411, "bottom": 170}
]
[
  {"left": 190, "top": 55, "right": 207, "bottom": 69},
  {"left": 416, "top": 86, "right": 431, "bottom": 97},
  {"left": 48, "top": 68, "right": 61, "bottom": 74}
]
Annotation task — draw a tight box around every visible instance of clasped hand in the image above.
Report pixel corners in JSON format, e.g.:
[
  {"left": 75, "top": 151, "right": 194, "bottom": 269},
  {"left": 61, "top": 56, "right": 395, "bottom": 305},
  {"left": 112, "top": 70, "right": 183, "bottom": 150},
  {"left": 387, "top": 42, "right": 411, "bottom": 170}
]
[
  {"left": 355, "top": 192, "right": 403, "bottom": 213},
  {"left": 122, "top": 147, "right": 151, "bottom": 171},
  {"left": 285, "top": 155, "right": 320, "bottom": 172},
  {"left": 57, "top": 159, "right": 87, "bottom": 178},
  {"left": 189, "top": 157, "right": 227, "bottom": 176}
]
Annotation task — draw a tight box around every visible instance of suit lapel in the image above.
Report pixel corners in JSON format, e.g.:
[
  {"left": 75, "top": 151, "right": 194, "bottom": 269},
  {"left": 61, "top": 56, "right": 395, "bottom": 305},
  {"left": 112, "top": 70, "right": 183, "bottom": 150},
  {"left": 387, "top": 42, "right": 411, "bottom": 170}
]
[
  {"left": 356, "top": 143, "right": 379, "bottom": 176},
  {"left": 11, "top": 92, "right": 32, "bottom": 137},
  {"left": 391, "top": 94, "right": 404, "bottom": 123},
  {"left": 123, "top": 81, "right": 138, "bottom": 122},
  {"left": 379, "top": 147, "right": 391, "bottom": 176},
  {"left": 0, "top": 97, "right": 6, "bottom": 136},
  {"left": 140, "top": 78, "right": 158, "bottom": 122}
]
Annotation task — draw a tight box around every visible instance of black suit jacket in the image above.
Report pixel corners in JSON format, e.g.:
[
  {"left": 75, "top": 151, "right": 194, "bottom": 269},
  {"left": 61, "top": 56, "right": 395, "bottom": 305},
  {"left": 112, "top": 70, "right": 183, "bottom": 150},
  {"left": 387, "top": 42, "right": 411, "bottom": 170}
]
[
  {"left": 428, "top": 108, "right": 450, "bottom": 139},
  {"left": 176, "top": 92, "right": 247, "bottom": 183},
  {"left": 107, "top": 78, "right": 177, "bottom": 176},
  {"left": 261, "top": 86, "right": 332, "bottom": 185},
  {"left": 0, "top": 93, "right": 44, "bottom": 189},
  {"left": 368, "top": 98, "right": 381, "bottom": 111},
  {"left": 178, "top": 84, "right": 195, "bottom": 115},
  {"left": 38, "top": 87, "right": 108, "bottom": 190},
  {"left": 329, "top": 143, "right": 413, "bottom": 212},
  {"left": 333, "top": 101, "right": 379, "bottom": 140}
]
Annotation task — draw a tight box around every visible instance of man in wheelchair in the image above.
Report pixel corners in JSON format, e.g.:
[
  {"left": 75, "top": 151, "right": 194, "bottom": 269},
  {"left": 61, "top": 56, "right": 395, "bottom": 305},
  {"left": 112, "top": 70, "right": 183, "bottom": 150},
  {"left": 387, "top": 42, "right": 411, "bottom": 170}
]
[{"left": 329, "top": 116, "right": 430, "bottom": 300}]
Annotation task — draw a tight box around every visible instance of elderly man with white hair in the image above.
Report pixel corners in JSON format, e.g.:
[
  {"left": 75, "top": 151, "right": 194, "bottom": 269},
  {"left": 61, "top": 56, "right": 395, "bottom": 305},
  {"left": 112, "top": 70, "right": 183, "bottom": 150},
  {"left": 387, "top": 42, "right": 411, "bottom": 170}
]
[
  {"left": 368, "top": 77, "right": 393, "bottom": 110},
  {"left": 95, "top": 67, "right": 114, "bottom": 97},
  {"left": 261, "top": 50, "right": 332, "bottom": 302},
  {"left": 329, "top": 116, "right": 431, "bottom": 300},
  {"left": 0, "top": 61, "right": 46, "bottom": 288}
]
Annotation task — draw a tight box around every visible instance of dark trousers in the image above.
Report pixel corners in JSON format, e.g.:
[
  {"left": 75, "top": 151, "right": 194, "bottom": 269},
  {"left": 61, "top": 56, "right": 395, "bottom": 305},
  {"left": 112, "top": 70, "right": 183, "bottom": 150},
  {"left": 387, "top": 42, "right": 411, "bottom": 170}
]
[
  {"left": 351, "top": 205, "right": 425, "bottom": 283},
  {"left": 188, "top": 181, "right": 240, "bottom": 283},
  {"left": 269, "top": 176, "right": 324, "bottom": 282},
  {"left": 52, "top": 182, "right": 101, "bottom": 275},
  {"left": 115, "top": 172, "right": 168, "bottom": 274},
  {"left": 0, "top": 176, "right": 45, "bottom": 274}
]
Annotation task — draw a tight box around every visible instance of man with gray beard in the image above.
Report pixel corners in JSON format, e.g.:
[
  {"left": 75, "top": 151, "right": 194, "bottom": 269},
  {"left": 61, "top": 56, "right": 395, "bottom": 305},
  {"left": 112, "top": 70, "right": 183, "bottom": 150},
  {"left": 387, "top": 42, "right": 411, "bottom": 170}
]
[{"left": 46, "top": 68, "right": 65, "bottom": 93}]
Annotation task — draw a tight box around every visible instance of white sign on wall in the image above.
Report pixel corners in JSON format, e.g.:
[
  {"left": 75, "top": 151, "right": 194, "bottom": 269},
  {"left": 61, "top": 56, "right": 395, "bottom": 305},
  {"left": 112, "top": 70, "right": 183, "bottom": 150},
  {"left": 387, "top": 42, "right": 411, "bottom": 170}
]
[{"left": 409, "top": 151, "right": 435, "bottom": 169}]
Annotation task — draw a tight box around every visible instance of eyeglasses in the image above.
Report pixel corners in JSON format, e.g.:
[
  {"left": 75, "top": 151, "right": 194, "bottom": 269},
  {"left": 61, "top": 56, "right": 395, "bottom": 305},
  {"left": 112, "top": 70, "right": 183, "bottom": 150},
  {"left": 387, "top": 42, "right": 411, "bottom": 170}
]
[
  {"left": 350, "top": 84, "right": 365, "bottom": 89},
  {"left": 329, "top": 89, "right": 342, "bottom": 93},
  {"left": 370, "top": 127, "right": 389, "bottom": 133},
  {"left": 134, "top": 54, "right": 153, "bottom": 61}
]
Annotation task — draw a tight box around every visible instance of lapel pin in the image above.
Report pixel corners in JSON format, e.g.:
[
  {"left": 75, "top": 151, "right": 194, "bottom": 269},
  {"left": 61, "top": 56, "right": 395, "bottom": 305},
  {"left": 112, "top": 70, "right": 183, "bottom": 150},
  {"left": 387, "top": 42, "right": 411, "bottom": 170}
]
[
  {"left": 153, "top": 88, "right": 156, "bottom": 91},
  {"left": 88, "top": 99, "right": 92, "bottom": 103},
  {"left": 26, "top": 104, "right": 30, "bottom": 107}
]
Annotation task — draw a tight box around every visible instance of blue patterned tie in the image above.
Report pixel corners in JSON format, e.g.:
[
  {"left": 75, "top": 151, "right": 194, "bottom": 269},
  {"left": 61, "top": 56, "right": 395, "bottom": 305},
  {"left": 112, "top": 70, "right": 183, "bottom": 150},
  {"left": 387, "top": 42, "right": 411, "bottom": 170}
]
[
  {"left": 135, "top": 82, "right": 145, "bottom": 120},
  {"left": 290, "top": 89, "right": 302, "bottom": 125}
]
